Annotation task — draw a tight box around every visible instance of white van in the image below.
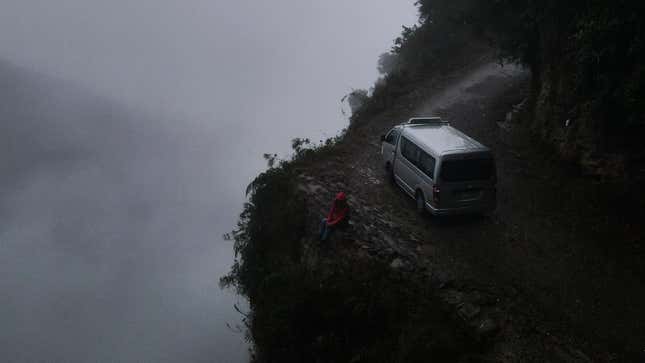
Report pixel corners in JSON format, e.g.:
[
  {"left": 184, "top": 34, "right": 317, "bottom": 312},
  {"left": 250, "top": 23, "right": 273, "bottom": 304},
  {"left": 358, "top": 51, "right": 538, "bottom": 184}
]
[{"left": 381, "top": 117, "right": 497, "bottom": 216}]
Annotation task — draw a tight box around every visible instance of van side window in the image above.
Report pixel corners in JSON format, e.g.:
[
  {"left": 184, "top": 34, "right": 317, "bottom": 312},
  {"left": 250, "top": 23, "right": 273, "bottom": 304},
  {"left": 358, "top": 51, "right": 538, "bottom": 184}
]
[
  {"left": 402, "top": 137, "right": 435, "bottom": 179},
  {"left": 385, "top": 129, "right": 400, "bottom": 145},
  {"left": 418, "top": 151, "right": 436, "bottom": 179},
  {"left": 401, "top": 137, "right": 418, "bottom": 162}
]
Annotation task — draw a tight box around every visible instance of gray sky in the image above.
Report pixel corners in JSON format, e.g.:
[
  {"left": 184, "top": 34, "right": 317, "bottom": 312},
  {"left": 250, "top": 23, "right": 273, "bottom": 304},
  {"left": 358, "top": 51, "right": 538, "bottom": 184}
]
[
  {"left": 0, "top": 1, "right": 417, "bottom": 362},
  {"left": 0, "top": 0, "right": 417, "bottom": 140}
]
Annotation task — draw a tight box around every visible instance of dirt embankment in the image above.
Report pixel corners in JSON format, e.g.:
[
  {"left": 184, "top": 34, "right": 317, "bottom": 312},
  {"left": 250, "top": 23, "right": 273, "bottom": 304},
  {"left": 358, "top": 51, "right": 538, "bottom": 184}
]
[{"left": 297, "top": 57, "right": 645, "bottom": 362}]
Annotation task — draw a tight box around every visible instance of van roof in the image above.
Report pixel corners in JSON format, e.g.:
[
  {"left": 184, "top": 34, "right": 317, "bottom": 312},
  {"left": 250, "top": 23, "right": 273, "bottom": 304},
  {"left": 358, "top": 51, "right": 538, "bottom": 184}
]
[
  {"left": 401, "top": 124, "right": 490, "bottom": 156},
  {"left": 407, "top": 117, "right": 447, "bottom": 125}
]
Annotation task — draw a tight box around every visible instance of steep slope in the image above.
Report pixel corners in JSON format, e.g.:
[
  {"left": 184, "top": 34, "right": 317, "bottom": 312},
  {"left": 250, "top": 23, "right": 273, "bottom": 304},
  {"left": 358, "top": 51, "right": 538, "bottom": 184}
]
[{"left": 228, "top": 53, "right": 645, "bottom": 361}]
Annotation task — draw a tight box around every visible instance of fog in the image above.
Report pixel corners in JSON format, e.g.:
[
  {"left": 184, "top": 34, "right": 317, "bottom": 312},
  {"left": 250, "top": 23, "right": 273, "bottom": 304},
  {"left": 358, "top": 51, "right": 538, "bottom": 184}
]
[{"left": 0, "top": 1, "right": 417, "bottom": 362}]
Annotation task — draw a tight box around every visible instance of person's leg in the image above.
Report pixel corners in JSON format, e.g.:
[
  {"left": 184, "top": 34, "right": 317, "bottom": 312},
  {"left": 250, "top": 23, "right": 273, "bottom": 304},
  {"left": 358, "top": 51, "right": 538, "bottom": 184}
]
[
  {"left": 323, "top": 225, "right": 334, "bottom": 241},
  {"left": 319, "top": 218, "right": 328, "bottom": 241}
]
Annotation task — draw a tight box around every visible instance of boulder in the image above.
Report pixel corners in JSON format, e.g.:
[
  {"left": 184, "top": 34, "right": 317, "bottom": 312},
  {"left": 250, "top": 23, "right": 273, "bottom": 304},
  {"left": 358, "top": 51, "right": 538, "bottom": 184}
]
[
  {"left": 457, "top": 303, "right": 481, "bottom": 321},
  {"left": 475, "top": 318, "right": 498, "bottom": 338},
  {"left": 390, "top": 258, "right": 405, "bottom": 269}
]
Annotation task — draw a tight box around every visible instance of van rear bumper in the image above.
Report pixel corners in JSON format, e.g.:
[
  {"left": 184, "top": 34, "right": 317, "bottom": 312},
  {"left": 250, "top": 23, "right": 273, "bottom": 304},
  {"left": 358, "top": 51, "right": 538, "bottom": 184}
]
[{"left": 425, "top": 201, "right": 496, "bottom": 216}]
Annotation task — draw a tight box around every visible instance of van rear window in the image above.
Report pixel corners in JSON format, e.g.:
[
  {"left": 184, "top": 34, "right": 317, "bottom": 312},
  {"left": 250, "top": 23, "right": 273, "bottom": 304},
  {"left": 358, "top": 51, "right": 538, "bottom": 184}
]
[{"left": 440, "top": 158, "right": 494, "bottom": 182}]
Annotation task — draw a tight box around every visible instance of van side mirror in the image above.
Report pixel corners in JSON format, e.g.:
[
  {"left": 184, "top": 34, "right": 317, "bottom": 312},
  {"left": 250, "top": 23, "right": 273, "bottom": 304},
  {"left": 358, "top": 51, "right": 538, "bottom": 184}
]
[{"left": 380, "top": 135, "right": 386, "bottom": 142}]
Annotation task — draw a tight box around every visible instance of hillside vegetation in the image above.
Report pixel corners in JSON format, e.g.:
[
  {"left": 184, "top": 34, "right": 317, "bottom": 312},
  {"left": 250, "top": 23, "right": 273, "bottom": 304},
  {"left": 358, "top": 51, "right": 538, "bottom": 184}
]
[
  {"left": 222, "top": 141, "right": 482, "bottom": 362},
  {"left": 222, "top": 1, "right": 645, "bottom": 361},
  {"left": 358, "top": 0, "right": 645, "bottom": 175}
]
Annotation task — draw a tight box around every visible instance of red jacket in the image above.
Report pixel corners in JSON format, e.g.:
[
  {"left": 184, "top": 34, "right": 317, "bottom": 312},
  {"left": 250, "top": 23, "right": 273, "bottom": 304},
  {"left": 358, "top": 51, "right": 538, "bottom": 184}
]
[{"left": 326, "top": 192, "right": 349, "bottom": 226}]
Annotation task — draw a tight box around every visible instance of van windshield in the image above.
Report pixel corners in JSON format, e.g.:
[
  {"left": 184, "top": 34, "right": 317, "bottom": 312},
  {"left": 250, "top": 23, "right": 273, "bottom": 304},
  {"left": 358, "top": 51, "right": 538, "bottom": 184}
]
[{"left": 440, "top": 158, "right": 494, "bottom": 182}]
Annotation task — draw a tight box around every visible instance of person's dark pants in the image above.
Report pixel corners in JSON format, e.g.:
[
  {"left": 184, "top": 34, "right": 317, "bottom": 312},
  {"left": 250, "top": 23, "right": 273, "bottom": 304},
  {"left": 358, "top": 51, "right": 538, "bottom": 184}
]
[{"left": 319, "top": 218, "right": 333, "bottom": 241}]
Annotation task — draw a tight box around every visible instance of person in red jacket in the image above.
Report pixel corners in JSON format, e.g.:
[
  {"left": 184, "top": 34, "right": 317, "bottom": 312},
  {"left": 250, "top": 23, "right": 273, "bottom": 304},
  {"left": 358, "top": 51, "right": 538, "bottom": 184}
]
[{"left": 319, "top": 192, "right": 350, "bottom": 241}]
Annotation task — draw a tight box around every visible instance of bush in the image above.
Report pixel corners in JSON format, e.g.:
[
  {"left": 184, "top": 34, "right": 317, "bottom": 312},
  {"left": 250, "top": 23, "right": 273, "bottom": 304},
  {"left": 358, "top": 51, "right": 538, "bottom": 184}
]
[{"left": 222, "top": 136, "right": 474, "bottom": 362}]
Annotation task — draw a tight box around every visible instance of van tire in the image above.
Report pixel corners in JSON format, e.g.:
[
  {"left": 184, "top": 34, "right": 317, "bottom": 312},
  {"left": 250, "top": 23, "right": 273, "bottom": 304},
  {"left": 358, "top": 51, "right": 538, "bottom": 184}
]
[
  {"left": 385, "top": 162, "right": 395, "bottom": 184},
  {"left": 415, "top": 191, "right": 426, "bottom": 215}
]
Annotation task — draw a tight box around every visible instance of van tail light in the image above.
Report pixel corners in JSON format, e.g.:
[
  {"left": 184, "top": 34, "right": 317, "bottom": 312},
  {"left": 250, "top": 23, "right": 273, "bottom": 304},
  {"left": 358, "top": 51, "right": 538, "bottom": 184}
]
[{"left": 432, "top": 185, "right": 441, "bottom": 204}]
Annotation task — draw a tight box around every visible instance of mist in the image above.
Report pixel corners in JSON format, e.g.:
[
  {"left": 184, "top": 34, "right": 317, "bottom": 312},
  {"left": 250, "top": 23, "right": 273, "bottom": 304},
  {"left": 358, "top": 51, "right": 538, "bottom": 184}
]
[{"left": 0, "top": 1, "right": 417, "bottom": 361}]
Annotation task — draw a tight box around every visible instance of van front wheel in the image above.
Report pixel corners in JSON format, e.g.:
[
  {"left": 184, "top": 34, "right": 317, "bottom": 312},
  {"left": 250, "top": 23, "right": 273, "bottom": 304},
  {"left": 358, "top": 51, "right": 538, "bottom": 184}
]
[
  {"left": 415, "top": 192, "right": 426, "bottom": 215},
  {"left": 385, "top": 162, "right": 395, "bottom": 184}
]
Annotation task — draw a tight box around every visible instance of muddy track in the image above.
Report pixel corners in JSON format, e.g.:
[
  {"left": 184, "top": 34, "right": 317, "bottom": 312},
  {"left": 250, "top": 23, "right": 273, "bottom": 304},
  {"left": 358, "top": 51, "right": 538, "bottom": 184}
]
[{"left": 299, "top": 59, "right": 644, "bottom": 362}]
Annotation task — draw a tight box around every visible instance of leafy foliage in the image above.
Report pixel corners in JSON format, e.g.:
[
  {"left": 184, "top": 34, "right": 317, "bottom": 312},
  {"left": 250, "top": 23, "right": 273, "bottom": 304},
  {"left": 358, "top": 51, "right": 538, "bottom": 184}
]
[
  {"left": 354, "top": 0, "right": 645, "bottom": 158},
  {"left": 222, "top": 135, "right": 475, "bottom": 361},
  {"left": 341, "top": 89, "right": 370, "bottom": 117},
  {"left": 347, "top": 1, "right": 490, "bottom": 122},
  {"left": 249, "top": 258, "right": 472, "bottom": 362},
  {"left": 222, "top": 135, "right": 345, "bottom": 300},
  {"left": 377, "top": 52, "right": 400, "bottom": 76},
  {"left": 224, "top": 1, "right": 645, "bottom": 360}
]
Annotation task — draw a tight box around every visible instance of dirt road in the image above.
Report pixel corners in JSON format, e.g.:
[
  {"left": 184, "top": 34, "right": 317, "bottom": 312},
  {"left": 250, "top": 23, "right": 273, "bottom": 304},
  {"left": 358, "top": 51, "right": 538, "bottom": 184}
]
[{"left": 300, "top": 59, "right": 645, "bottom": 361}]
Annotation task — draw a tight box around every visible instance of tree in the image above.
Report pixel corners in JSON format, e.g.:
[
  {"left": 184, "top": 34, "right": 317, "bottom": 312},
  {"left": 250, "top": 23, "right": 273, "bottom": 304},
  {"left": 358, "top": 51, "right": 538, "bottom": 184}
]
[
  {"left": 342, "top": 89, "right": 369, "bottom": 115},
  {"left": 377, "top": 52, "right": 399, "bottom": 75}
]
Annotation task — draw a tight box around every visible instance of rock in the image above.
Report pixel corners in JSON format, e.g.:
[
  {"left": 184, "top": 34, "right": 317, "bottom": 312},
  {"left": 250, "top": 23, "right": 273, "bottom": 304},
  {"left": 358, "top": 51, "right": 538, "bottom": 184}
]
[
  {"left": 433, "top": 271, "right": 453, "bottom": 289},
  {"left": 469, "top": 291, "right": 495, "bottom": 306},
  {"left": 381, "top": 219, "right": 397, "bottom": 229},
  {"left": 497, "top": 121, "right": 513, "bottom": 132},
  {"left": 502, "top": 98, "right": 527, "bottom": 125},
  {"left": 383, "top": 235, "right": 397, "bottom": 248},
  {"left": 399, "top": 249, "right": 417, "bottom": 261},
  {"left": 419, "top": 245, "right": 436, "bottom": 257},
  {"left": 423, "top": 268, "right": 434, "bottom": 279},
  {"left": 397, "top": 258, "right": 415, "bottom": 272},
  {"left": 390, "top": 258, "right": 405, "bottom": 269},
  {"left": 441, "top": 290, "right": 464, "bottom": 305},
  {"left": 457, "top": 303, "right": 481, "bottom": 321},
  {"left": 297, "top": 183, "right": 325, "bottom": 195},
  {"left": 570, "top": 349, "right": 592, "bottom": 362},
  {"left": 476, "top": 318, "right": 498, "bottom": 338}
]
